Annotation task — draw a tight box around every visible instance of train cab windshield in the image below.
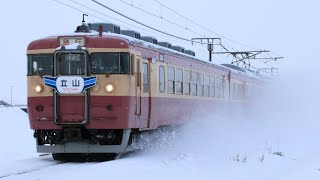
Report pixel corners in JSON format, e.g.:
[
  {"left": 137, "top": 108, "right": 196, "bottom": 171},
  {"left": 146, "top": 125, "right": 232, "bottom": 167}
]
[
  {"left": 27, "top": 54, "right": 53, "bottom": 76},
  {"left": 91, "top": 52, "right": 130, "bottom": 74},
  {"left": 59, "top": 53, "right": 86, "bottom": 75},
  {"left": 27, "top": 52, "right": 130, "bottom": 76}
]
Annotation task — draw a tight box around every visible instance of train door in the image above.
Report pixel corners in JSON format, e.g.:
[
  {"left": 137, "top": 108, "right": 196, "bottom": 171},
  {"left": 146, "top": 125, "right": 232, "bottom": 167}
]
[
  {"left": 141, "top": 60, "right": 151, "bottom": 128},
  {"left": 53, "top": 51, "right": 89, "bottom": 125},
  {"left": 135, "top": 56, "right": 141, "bottom": 116}
]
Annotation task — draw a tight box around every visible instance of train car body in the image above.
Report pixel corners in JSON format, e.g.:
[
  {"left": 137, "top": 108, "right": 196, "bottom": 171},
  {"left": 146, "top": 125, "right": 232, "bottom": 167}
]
[{"left": 27, "top": 23, "right": 263, "bottom": 159}]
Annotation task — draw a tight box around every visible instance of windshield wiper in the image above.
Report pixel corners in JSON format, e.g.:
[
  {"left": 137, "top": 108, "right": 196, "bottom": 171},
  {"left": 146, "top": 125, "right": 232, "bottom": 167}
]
[{"left": 105, "top": 65, "right": 118, "bottom": 77}]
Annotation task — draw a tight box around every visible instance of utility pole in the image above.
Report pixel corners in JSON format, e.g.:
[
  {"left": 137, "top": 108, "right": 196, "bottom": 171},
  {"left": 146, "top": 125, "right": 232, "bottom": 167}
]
[
  {"left": 10, "top": 86, "right": 14, "bottom": 106},
  {"left": 191, "top": 38, "right": 221, "bottom": 62}
]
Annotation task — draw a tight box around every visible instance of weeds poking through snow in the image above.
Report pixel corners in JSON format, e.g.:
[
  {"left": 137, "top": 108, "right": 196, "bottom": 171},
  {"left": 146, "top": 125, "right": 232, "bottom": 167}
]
[
  {"left": 272, "top": 152, "right": 284, "bottom": 157},
  {"left": 231, "top": 154, "right": 248, "bottom": 163},
  {"left": 259, "top": 155, "right": 265, "bottom": 163}
]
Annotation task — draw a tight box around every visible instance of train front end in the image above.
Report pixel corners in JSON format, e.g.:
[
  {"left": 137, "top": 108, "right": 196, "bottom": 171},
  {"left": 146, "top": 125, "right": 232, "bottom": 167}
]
[{"left": 27, "top": 29, "right": 136, "bottom": 158}]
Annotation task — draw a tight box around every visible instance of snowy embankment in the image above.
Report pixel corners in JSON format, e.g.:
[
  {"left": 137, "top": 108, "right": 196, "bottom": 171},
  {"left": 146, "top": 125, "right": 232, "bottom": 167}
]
[
  {"left": 0, "top": 107, "right": 35, "bottom": 161},
  {"left": 0, "top": 107, "right": 54, "bottom": 179},
  {"left": 0, "top": 69, "right": 320, "bottom": 180}
]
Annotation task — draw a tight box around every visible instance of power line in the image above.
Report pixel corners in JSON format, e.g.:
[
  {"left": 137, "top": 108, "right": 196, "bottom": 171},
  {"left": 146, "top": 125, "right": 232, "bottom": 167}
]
[
  {"left": 53, "top": 0, "right": 146, "bottom": 35},
  {"left": 52, "top": 0, "right": 211, "bottom": 60},
  {"left": 66, "top": 0, "right": 207, "bottom": 47},
  {"left": 57, "top": 0, "right": 191, "bottom": 44},
  {"left": 118, "top": 0, "right": 205, "bottom": 37},
  {"left": 52, "top": 0, "right": 107, "bottom": 23},
  {"left": 67, "top": 0, "right": 168, "bottom": 38},
  {"left": 52, "top": 0, "right": 195, "bottom": 50},
  {"left": 91, "top": 0, "right": 210, "bottom": 45},
  {"left": 151, "top": 0, "right": 283, "bottom": 62},
  {"left": 52, "top": 0, "right": 280, "bottom": 70},
  {"left": 151, "top": 0, "right": 262, "bottom": 51},
  {"left": 59, "top": 0, "right": 215, "bottom": 62}
]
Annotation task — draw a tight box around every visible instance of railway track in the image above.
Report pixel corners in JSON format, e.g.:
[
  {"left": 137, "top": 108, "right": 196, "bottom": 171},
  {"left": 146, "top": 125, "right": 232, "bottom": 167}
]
[
  {"left": 0, "top": 127, "right": 169, "bottom": 179},
  {"left": 0, "top": 153, "right": 126, "bottom": 179},
  {"left": 0, "top": 154, "right": 60, "bottom": 179},
  {"left": 0, "top": 161, "right": 66, "bottom": 179}
]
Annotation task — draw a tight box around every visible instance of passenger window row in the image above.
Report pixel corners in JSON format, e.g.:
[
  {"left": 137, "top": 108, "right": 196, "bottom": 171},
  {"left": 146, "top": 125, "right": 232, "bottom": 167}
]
[{"left": 159, "top": 65, "right": 225, "bottom": 99}]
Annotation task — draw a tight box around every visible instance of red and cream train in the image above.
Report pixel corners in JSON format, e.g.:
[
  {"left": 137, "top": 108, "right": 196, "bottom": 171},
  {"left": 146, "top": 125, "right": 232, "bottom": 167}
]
[{"left": 27, "top": 22, "right": 263, "bottom": 160}]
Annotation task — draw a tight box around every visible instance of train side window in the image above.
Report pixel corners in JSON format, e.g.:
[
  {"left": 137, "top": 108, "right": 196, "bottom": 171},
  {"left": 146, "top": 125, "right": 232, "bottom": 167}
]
[
  {"left": 231, "top": 83, "right": 236, "bottom": 100},
  {"left": 236, "top": 84, "right": 241, "bottom": 100},
  {"left": 240, "top": 84, "right": 244, "bottom": 100},
  {"left": 192, "top": 71, "right": 198, "bottom": 96},
  {"left": 250, "top": 86, "right": 255, "bottom": 99},
  {"left": 244, "top": 84, "right": 249, "bottom": 100},
  {"left": 199, "top": 73, "right": 204, "bottom": 96},
  {"left": 143, "top": 63, "right": 149, "bottom": 93},
  {"left": 237, "top": 84, "right": 241, "bottom": 100},
  {"left": 168, "top": 66, "right": 175, "bottom": 94},
  {"left": 222, "top": 79, "right": 226, "bottom": 99},
  {"left": 91, "top": 52, "right": 130, "bottom": 74},
  {"left": 136, "top": 58, "right": 140, "bottom": 87},
  {"left": 204, "top": 75, "right": 210, "bottom": 97},
  {"left": 176, "top": 68, "right": 183, "bottom": 95},
  {"left": 131, "top": 54, "right": 135, "bottom": 75},
  {"left": 159, "top": 66, "right": 165, "bottom": 93},
  {"left": 215, "top": 77, "right": 222, "bottom": 98},
  {"left": 135, "top": 58, "right": 139, "bottom": 73},
  {"left": 120, "top": 53, "right": 130, "bottom": 74},
  {"left": 184, "top": 69, "right": 191, "bottom": 96},
  {"left": 159, "top": 54, "right": 164, "bottom": 62},
  {"left": 210, "top": 76, "right": 215, "bottom": 97}
]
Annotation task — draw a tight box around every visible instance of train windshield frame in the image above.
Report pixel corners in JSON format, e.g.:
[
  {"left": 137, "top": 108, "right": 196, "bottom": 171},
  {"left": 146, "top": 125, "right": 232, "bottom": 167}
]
[
  {"left": 58, "top": 53, "right": 86, "bottom": 75},
  {"left": 27, "top": 54, "right": 53, "bottom": 76},
  {"left": 90, "top": 52, "right": 130, "bottom": 75}
]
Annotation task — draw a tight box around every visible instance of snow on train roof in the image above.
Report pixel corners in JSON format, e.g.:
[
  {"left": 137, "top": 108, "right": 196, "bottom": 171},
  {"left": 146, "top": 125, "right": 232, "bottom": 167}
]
[
  {"left": 46, "top": 31, "right": 263, "bottom": 79},
  {"left": 101, "top": 32, "right": 264, "bottom": 79},
  {"left": 56, "top": 43, "right": 86, "bottom": 51}
]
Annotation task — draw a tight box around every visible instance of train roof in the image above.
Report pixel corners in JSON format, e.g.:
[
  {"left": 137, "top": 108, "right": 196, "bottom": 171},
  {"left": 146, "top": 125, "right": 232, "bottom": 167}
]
[
  {"left": 103, "top": 32, "right": 263, "bottom": 80},
  {"left": 27, "top": 32, "right": 130, "bottom": 50},
  {"left": 27, "top": 31, "right": 264, "bottom": 81}
]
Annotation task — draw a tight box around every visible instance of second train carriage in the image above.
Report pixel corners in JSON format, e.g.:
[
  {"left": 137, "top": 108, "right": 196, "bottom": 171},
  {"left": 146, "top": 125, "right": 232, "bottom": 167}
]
[{"left": 27, "top": 22, "right": 263, "bottom": 160}]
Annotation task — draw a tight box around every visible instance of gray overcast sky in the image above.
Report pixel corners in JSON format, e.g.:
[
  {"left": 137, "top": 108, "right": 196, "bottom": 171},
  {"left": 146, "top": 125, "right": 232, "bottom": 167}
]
[{"left": 0, "top": 0, "right": 318, "bottom": 103}]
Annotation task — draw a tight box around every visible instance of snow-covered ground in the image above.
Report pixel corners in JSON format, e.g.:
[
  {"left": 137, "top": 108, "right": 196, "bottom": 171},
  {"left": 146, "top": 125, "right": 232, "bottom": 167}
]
[
  {"left": 0, "top": 67, "right": 320, "bottom": 180},
  {"left": 0, "top": 0, "right": 319, "bottom": 179}
]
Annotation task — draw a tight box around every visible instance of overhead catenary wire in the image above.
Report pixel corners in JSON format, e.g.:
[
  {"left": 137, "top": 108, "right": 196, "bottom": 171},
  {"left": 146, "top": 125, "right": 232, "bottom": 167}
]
[
  {"left": 53, "top": 0, "right": 281, "bottom": 69},
  {"left": 91, "top": 0, "right": 211, "bottom": 45},
  {"left": 52, "top": 0, "right": 108, "bottom": 24},
  {"left": 152, "top": 0, "right": 284, "bottom": 58},
  {"left": 52, "top": 0, "right": 212, "bottom": 61},
  {"left": 65, "top": 0, "right": 206, "bottom": 48},
  {"left": 56, "top": 0, "right": 277, "bottom": 55},
  {"left": 55, "top": 0, "right": 191, "bottom": 45},
  {"left": 50, "top": 1, "right": 181, "bottom": 44},
  {"left": 151, "top": 0, "right": 259, "bottom": 50},
  {"left": 66, "top": 0, "right": 171, "bottom": 38},
  {"left": 98, "top": 0, "right": 225, "bottom": 60},
  {"left": 118, "top": 0, "right": 206, "bottom": 38},
  {"left": 100, "top": 0, "right": 277, "bottom": 58}
]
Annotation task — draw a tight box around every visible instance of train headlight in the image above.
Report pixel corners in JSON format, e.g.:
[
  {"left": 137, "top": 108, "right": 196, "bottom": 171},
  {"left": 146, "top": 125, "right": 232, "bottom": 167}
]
[
  {"left": 105, "top": 84, "right": 114, "bottom": 93},
  {"left": 34, "top": 85, "right": 43, "bottom": 93}
]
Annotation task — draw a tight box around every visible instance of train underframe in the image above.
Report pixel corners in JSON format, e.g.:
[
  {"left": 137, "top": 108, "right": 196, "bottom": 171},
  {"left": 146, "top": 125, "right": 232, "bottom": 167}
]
[{"left": 34, "top": 128, "right": 132, "bottom": 161}]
